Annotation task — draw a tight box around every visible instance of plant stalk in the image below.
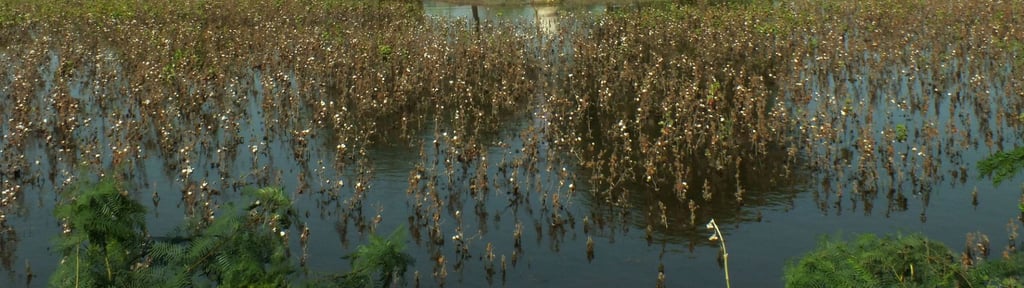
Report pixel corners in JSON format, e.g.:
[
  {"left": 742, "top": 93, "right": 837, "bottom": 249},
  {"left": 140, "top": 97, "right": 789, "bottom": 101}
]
[
  {"left": 75, "top": 245, "right": 80, "bottom": 288},
  {"left": 708, "top": 219, "right": 731, "bottom": 288}
]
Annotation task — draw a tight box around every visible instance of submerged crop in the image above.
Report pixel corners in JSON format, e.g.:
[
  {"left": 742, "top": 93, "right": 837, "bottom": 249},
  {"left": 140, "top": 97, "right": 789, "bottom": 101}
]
[{"left": 0, "top": 0, "right": 1021, "bottom": 286}]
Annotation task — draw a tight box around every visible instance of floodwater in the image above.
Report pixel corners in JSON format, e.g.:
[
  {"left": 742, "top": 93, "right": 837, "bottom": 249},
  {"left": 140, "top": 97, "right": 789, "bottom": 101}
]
[{"left": 1, "top": 1, "right": 1022, "bottom": 287}]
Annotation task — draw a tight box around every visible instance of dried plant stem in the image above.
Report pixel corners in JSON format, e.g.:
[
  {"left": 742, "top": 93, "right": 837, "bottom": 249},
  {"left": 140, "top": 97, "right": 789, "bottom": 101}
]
[{"left": 707, "top": 219, "right": 731, "bottom": 288}]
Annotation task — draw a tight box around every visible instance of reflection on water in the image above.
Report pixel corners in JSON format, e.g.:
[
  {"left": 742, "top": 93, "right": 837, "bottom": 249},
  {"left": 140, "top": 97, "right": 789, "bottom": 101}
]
[
  {"left": 795, "top": 54, "right": 1021, "bottom": 218},
  {"left": 0, "top": 1, "right": 1022, "bottom": 287},
  {"left": 423, "top": 0, "right": 632, "bottom": 34}
]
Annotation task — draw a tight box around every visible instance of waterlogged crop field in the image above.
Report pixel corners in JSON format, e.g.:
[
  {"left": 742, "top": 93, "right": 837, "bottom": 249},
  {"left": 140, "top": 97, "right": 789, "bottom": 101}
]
[{"left": 1, "top": 0, "right": 1023, "bottom": 287}]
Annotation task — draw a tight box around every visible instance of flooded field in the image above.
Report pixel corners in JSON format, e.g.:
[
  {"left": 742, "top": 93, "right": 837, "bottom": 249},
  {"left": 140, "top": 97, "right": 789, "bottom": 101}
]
[{"left": 1, "top": 0, "right": 1023, "bottom": 287}]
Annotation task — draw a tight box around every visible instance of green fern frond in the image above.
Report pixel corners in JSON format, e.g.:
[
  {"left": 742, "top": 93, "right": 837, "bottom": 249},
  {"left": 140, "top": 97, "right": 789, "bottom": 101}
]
[
  {"left": 341, "top": 225, "right": 415, "bottom": 288},
  {"left": 51, "top": 175, "right": 150, "bottom": 287},
  {"left": 51, "top": 177, "right": 398, "bottom": 287},
  {"left": 979, "top": 146, "right": 1024, "bottom": 186},
  {"left": 140, "top": 185, "right": 302, "bottom": 287},
  {"left": 785, "top": 233, "right": 962, "bottom": 287}
]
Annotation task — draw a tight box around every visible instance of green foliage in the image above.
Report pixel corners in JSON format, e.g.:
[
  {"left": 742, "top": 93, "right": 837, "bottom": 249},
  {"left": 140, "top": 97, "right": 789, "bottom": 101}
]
[
  {"left": 378, "top": 44, "right": 393, "bottom": 60},
  {"left": 786, "top": 233, "right": 1024, "bottom": 288},
  {"left": 894, "top": 124, "right": 908, "bottom": 142},
  {"left": 978, "top": 146, "right": 1024, "bottom": 186},
  {"left": 49, "top": 176, "right": 417, "bottom": 287},
  {"left": 340, "top": 227, "right": 415, "bottom": 288},
  {"left": 994, "top": 38, "right": 1024, "bottom": 70},
  {"left": 148, "top": 187, "right": 298, "bottom": 287},
  {"left": 82, "top": 0, "right": 136, "bottom": 20},
  {"left": 784, "top": 233, "right": 966, "bottom": 287},
  {"left": 50, "top": 175, "right": 156, "bottom": 287},
  {"left": 965, "top": 253, "right": 1024, "bottom": 287}
]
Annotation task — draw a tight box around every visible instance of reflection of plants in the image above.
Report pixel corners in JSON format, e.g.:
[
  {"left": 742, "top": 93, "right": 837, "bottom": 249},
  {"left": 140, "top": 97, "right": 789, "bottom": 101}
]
[
  {"left": 50, "top": 176, "right": 154, "bottom": 287},
  {"left": 706, "top": 219, "right": 731, "bottom": 288}
]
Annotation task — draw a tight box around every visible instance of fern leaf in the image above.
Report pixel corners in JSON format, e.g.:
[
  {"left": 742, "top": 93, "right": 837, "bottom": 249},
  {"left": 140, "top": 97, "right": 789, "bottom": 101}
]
[{"left": 979, "top": 146, "right": 1024, "bottom": 186}]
